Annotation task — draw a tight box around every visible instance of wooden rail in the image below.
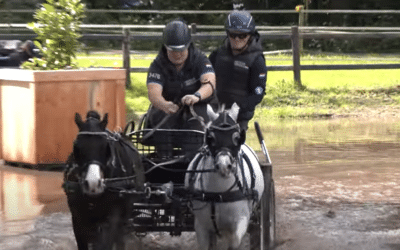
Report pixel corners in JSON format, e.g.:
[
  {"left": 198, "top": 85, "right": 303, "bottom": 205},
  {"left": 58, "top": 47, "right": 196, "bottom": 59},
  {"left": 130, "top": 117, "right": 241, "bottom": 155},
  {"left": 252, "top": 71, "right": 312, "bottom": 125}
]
[
  {"left": 2, "top": 9, "right": 400, "bottom": 14},
  {"left": 119, "top": 26, "right": 400, "bottom": 88},
  {"left": 2, "top": 26, "right": 400, "bottom": 88}
]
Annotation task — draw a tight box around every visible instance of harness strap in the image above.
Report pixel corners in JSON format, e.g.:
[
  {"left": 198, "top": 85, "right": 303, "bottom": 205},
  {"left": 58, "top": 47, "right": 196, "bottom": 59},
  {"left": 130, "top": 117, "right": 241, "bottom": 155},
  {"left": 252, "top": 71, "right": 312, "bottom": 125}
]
[
  {"left": 191, "top": 189, "right": 257, "bottom": 203},
  {"left": 211, "top": 202, "right": 221, "bottom": 237},
  {"left": 63, "top": 178, "right": 137, "bottom": 194},
  {"left": 105, "top": 179, "right": 136, "bottom": 189},
  {"left": 239, "top": 153, "right": 248, "bottom": 192},
  {"left": 242, "top": 151, "right": 256, "bottom": 190},
  {"left": 188, "top": 147, "right": 209, "bottom": 191},
  {"left": 62, "top": 180, "right": 80, "bottom": 193}
]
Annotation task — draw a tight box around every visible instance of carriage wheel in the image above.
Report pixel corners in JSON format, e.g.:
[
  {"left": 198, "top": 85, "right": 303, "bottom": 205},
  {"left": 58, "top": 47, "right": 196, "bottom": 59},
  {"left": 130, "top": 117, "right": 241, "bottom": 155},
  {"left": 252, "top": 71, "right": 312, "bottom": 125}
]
[
  {"left": 137, "top": 112, "right": 148, "bottom": 130},
  {"left": 261, "top": 175, "right": 276, "bottom": 250},
  {"left": 249, "top": 163, "right": 275, "bottom": 250}
]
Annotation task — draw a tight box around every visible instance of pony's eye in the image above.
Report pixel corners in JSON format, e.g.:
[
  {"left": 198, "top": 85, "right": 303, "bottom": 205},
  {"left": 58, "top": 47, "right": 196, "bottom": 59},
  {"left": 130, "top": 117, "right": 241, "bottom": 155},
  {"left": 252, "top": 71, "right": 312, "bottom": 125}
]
[{"left": 232, "top": 131, "right": 241, "bottom": 146}]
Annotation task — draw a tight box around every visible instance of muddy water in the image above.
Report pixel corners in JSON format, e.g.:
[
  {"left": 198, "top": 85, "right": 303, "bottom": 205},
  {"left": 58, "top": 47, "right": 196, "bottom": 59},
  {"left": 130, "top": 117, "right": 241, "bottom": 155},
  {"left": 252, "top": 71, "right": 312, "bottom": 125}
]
[{"left": 1, "top": 117, "right": 400, "bottom": 249}]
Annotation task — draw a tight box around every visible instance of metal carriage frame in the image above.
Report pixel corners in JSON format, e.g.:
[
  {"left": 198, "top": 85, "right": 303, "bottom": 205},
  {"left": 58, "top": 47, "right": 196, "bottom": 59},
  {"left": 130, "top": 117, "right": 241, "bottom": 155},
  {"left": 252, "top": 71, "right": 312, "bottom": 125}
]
[{"left": 123, "top": 120, "right": 276, "bottom": 250}]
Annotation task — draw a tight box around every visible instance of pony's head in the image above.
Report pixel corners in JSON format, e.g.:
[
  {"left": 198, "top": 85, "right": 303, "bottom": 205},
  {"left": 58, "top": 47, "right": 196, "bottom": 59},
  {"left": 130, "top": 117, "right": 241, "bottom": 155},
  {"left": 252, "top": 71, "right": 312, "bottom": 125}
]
[
  {"left": 205, "top": 103, "right": 246, "bottom": 177},
  {"left": 73, "top": 111, "right": 110, "bottom": 196}
]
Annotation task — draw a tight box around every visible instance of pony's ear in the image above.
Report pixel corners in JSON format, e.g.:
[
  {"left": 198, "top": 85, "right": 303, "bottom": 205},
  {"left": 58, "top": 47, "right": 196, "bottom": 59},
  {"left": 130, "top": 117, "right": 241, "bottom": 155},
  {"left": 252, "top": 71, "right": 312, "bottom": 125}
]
[
  {"left": 218, "top": 103, "right": 226, "bottom": 113},
  {"left": 100, "top": 113, "right": 109, "bottom": 130},
  {"left": 228, "top": 102, "right": 240, "bottom": 122},
  {"left": 207, "top": 104, "right": 218, "bottom": 122},
  {"left": 75, "top": 113, "right": 84, "bottom": 130},
  {"left": 205, "top": 130, "right": 216, "bottom": 147}
]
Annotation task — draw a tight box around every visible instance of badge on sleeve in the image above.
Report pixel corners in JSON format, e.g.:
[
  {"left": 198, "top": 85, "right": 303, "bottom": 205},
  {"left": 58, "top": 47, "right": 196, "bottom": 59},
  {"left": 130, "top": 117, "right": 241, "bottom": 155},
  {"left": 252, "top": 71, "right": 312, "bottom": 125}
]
[{"left": 255, "top": 86, "right": 264, "bottom": 95}]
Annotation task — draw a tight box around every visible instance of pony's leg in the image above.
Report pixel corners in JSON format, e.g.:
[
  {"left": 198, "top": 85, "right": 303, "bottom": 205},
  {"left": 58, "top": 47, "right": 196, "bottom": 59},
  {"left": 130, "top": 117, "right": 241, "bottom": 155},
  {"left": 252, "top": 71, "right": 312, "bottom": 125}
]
[
  {"left": 195, "top": 218, "right": 217, "bottom": 250},
  {"left": 227, "top": 216, "right": 250, "bottom": 250},
  {"left": 115, "top": 234, "right": 126, "bottom": 250},
  {"left": 209, "top": 233, "right": 218, "bottom": 250},
  {"left": 194, "top": 224, "right": 210, "bottom": 250},
  {"left": 105, "top": 209, "right": 126, "bottom": 250},
  {"left": 71, "top": 215, "right": 90, "bottom": 250}
]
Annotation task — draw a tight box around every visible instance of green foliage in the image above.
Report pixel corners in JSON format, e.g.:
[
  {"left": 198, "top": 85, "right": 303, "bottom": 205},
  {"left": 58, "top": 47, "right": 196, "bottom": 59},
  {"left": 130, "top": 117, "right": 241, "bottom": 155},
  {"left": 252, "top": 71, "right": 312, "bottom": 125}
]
[
  {"left": 260, "top": 77, "right": 400, "bottom": 118},
  {"left": 22, "top": 0, "right": 86, "bottom": 70},
  {"left": 125, "top": 73, "right": 150, "bottom": 113}
]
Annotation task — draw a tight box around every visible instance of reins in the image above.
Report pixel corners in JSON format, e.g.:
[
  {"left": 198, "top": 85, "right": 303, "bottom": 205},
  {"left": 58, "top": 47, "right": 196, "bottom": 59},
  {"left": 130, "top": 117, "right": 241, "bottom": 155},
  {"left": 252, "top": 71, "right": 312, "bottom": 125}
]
[
  {"left": 141, "top": 105, "right": 184, "bottom": 142},
  {"left": 189, "top": 79, "right": 217, "bottom": 129},
  {"left": 65, "top": 142, "right": 217, "bottom": 193}
]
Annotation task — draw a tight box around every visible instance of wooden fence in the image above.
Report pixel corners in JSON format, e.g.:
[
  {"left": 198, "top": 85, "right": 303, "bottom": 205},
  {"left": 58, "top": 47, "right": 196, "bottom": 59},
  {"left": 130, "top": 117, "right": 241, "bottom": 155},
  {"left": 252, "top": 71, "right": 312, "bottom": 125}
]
[
  {"left": 2, "top": 24, "right": 400, "bottom": 88},
  {"left": 2, "top": 9, "right": 400, "bottom": 14},
  {"left": 119, "top": 25, "right": 400, "bottom": 88}
]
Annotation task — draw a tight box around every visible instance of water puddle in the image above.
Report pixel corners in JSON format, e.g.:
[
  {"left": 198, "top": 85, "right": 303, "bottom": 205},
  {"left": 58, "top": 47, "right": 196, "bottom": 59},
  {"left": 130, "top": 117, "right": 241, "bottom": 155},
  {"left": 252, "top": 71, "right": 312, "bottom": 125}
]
[{"left": 1, "top": 117, "right": 400, "bottom": 249}]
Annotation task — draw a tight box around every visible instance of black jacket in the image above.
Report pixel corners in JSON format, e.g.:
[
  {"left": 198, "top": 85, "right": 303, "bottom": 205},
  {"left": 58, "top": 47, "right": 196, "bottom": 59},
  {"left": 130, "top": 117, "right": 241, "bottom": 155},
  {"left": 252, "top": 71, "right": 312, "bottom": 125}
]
[
  {"left": 209, "top": 32, "right": 267, "bottom": 121},
  {"left": 147, "top": 43, "right": 214, "bottom": 104}
]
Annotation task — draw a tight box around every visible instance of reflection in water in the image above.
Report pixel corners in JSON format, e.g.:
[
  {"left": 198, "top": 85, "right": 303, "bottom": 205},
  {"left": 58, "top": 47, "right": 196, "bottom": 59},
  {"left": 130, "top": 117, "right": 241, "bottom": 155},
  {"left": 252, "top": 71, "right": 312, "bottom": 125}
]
[
  {"left": 1, "top": 171, "right": 43, "bottom": 220},
  {"left": 248, "top": 117, "right": 400, "bottom": 151},
  {"left": 0, "top": 166, "right": 67, "bottom": 235},
  {"left": 247, "top": 117, "right": 400, "bottom": 205}
]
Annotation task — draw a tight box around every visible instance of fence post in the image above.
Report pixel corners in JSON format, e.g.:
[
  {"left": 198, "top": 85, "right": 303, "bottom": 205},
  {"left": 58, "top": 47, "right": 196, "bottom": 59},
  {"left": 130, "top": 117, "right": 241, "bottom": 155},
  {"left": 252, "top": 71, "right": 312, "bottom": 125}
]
[
  {"left": 298, "top": 8, "right": 304, "bottom": 53},
  {"left": 291, "top": 26, "right": 303, "bottom": 89},
  {"left": 190, "top": 23, "right": 197, "bottom": 34},
  {"left": 122, "top": 27, "right": 131, "bottom": 89}
]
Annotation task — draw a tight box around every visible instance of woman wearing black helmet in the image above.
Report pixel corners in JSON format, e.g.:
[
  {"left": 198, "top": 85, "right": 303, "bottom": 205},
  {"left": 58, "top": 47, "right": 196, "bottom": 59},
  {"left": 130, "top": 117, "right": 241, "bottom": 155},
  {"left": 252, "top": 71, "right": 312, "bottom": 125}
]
[
  {"left": 209, "top": 10, "right": 267, "bottom": 131},
  {"left": 146, "top": 19, "right": 216, "bottom": 130}
]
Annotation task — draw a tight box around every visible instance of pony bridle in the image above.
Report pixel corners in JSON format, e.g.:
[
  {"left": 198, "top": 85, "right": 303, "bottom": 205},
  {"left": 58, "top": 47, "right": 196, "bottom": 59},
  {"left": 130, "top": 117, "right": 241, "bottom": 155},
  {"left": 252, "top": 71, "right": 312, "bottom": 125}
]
[
  {"left": 207, "top": 122, "right": 241, "bottom": 177},
  {"left": 75, "top": 131, "right": 119, "bottom": 196},
  {"left": 214, "top": 149, "right": 237, "bottom": 177}
]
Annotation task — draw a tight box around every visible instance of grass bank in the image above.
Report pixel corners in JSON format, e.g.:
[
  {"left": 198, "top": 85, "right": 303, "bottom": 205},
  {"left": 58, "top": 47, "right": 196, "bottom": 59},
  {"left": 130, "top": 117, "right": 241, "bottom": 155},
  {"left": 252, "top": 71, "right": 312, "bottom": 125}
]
[{"left": 77, "top": 53, "right": 400, "bottom": 119}]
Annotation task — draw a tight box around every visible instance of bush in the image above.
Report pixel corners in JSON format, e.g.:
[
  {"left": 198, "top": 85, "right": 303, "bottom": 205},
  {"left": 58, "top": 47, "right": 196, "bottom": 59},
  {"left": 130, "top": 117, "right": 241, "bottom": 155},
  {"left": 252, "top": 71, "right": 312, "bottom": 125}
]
[{"left": 22, "top": 0, "right": 86, "bottom": 70}]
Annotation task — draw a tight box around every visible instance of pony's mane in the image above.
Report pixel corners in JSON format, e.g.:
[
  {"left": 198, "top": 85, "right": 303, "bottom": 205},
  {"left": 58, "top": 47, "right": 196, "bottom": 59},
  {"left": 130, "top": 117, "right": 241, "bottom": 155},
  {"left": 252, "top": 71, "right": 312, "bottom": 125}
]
[{"left": 75, "top": 110, "right": 107, "bottom": 132}]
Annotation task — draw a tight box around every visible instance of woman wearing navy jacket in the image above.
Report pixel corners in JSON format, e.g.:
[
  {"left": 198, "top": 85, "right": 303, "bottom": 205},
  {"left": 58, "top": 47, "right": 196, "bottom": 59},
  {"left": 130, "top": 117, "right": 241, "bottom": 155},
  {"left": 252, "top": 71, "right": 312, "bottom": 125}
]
[{"left": 209, "top": 10, "right": 267, "bottom": 131}]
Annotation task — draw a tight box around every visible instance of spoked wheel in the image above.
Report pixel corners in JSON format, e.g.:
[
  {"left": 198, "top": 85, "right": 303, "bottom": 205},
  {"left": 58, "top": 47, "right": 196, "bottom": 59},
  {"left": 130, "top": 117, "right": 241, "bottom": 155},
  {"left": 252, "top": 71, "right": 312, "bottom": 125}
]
[
  {"left": 261, "top": 164, "right": 276, "bottom": 250},
  {"left": 252, "top": 121, "right": 276, "bottom": 250},
  {"left": 249, "top": 163, "right": 276, "bottom": 250}
]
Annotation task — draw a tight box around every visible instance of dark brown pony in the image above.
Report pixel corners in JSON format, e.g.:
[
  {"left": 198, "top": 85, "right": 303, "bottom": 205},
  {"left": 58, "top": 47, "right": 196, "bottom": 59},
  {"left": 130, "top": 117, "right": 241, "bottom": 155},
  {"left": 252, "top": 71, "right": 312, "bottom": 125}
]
[{"left": 63, "top": 111, "right": 144, "bottom": 250}]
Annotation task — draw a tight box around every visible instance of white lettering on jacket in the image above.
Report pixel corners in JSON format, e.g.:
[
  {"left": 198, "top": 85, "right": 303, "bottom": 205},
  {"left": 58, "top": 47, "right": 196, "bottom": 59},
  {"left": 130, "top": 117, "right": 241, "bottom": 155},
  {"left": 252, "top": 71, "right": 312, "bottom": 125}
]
[
  {"left": 149, "top": 72, "right": 161, "bottom": 79},
  {"left": 234, "top": 60, "right": 249, "bottom": 69}
]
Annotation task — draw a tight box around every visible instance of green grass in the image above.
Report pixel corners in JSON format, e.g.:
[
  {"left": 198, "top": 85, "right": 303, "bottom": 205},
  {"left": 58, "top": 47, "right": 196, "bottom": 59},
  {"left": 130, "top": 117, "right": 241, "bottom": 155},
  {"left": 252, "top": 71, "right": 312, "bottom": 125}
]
[
  {"left": 75, "top": 53, "right": 400, "bottom": 117},
  {"left": 269, "top": 70, "right": 400, "bottom": 90}
]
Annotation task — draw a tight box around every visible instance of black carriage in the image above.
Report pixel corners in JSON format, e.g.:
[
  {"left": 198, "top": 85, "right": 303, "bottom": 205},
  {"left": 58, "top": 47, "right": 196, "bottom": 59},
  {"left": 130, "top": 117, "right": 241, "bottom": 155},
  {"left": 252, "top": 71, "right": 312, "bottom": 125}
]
[{"left": 122, "top": 118, "right": 276, "bottom": 250}]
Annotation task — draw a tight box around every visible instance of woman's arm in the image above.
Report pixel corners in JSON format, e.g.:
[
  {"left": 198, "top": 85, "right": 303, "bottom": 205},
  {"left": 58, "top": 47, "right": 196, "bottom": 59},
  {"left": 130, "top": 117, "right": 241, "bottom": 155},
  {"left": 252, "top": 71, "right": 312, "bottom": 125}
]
[{"left": 147, "top": 83, "right": 179, "bottom": 114}]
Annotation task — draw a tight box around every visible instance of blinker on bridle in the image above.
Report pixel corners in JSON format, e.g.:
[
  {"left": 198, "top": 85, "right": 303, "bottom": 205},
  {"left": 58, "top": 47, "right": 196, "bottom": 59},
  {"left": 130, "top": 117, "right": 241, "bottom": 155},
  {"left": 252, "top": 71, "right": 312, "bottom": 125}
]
[
  {"left": 74, "top": 131, "right": 119, "bottom": 171},
  {"left": 208, "top": 110, "right": 240, "bottom": 131}
]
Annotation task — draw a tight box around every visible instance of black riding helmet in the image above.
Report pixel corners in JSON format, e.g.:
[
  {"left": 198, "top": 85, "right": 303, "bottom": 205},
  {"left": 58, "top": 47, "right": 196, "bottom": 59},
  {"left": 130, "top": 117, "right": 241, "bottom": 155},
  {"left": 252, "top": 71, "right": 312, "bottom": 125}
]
[
  {"left": 163, "top": 20, "right": 191, "bottom": 51},
  {"left": 225, "top": 10, "right": 255, "bottom": 34}
]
